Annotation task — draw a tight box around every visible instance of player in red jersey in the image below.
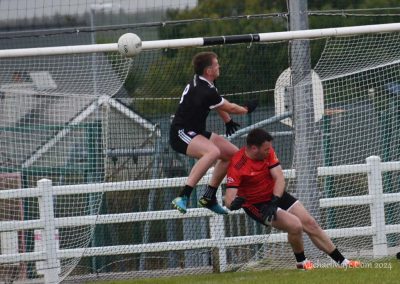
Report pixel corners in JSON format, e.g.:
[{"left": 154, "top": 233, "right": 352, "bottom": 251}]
[{"left": 225, "top": 128, "right": 360, "bottom": 270}]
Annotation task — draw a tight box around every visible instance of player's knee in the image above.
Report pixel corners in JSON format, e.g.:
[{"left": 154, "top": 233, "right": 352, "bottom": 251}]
[
  {"left": 302, "top": 217, "right": 321, "bottom": 234},
  {"left": 206, "top": 147, "right": 221, "bottom": 160},
  {"left": 218, "top": 142, "right": 238, "bottom": 160},
  {"left": 294, "top": 222, "right": 303, "bottom": 235},
  {"left": 288, "top": 219, "right": 303, "bottom": 235}
]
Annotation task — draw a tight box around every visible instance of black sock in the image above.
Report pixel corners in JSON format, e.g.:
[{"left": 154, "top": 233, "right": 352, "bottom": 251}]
[
  {"left": 329, "top": 248, "right": 345, "bottom": 264},
  {"left": 294, "top": 251, "right": 306, "bottom": 263},
  {"left": 179, "top": 185, "right": 193, "bottom": 198},
  {"left": 203, "top": 185, "right": 218, "bottom": 199}
]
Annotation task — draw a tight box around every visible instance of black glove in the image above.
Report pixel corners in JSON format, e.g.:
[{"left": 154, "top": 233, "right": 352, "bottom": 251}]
[
  {"left": 244, "top": 99, "right": 259, "bottom": 114},
  {"left": 225, "top": 119, "right": 240, "bottom": 136},
  {"left": 261, "top": 195, "right": 280, "bottom": 225},
  {"left": 229, "top": 196, "right": 246, "bottom": 210}
]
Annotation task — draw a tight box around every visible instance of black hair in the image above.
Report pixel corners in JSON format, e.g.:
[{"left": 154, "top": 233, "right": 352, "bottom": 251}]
[{"left": 246, "top": 128, "right": 273, "bottom": 147}]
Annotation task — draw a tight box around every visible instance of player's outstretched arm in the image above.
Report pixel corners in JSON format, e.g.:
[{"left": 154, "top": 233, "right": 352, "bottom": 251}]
[
  {"left": 216, "top": 107, "right": 240, "bottom": 137},
  {"left": 216, "top": 108, "right": 232, "bottom": 123},
  {"left": 217, "top": 99, "right": 258, "bottom": 115}
]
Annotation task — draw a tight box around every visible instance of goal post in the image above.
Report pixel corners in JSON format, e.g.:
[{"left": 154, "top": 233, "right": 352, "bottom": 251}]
[
  {"left": 0, "top": 23, "right": 399, "bottom": 58},
  {"left": 1, "top": 22, "right": 400, "bottom": 283}
]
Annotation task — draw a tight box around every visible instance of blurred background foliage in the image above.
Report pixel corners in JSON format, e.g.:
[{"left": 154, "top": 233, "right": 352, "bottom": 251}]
[{"left": 124, "top": 0, "right": 400, "bottom": 108}]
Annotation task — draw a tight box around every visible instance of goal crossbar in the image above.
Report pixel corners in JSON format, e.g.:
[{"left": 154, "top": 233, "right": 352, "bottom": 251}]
[{"left": 0, "top": 23, "right": 399, "bottom": 58}]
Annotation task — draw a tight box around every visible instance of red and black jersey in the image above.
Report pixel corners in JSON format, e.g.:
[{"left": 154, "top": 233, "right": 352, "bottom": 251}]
[
  {"left": 226, "top": 147, "right": 280, "bottom": 204},
  {"left": 171, "top": 75, "right": 224, "bottom": 132}
]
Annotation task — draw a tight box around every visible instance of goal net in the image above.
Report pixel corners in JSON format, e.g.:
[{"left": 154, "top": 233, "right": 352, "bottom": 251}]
[
  {"left": 1, "top": 25, "right": 400, "bottom": 284},
  {"left": 0, "top": 33, "right": 133, "bottom": 282},
  {"left": 240, "top": 31, "right": 400, "bottom": 272}
]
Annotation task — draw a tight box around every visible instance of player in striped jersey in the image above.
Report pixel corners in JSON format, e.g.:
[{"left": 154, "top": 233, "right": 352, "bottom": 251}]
[{"left": 170, "top": 51, "right": 258, "bottom": 214}]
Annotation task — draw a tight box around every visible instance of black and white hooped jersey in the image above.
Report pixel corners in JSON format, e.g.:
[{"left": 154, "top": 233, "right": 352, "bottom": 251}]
[{"left": 171, "top": 75, "right": 224, "bottom": 132}]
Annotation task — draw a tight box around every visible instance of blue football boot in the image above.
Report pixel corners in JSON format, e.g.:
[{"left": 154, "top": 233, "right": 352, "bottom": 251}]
[
  {"left": 198, "top": 196, "right": 228, "bottom": 214},
  {"left": 172, "top": 196, "right": 188, "bottom": 214}
]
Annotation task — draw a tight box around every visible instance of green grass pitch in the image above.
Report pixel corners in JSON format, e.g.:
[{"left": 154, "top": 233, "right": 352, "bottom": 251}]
[{"left": 90, "top": 258, "right": 399, "bottom": 284}]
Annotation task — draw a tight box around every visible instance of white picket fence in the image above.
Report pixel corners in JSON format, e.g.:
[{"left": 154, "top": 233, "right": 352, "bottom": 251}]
[{"left": 1, "top": 155, "right": 400, "bottom": 283}]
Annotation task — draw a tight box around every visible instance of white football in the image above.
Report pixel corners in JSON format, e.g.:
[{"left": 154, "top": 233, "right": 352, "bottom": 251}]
[{"left": 117, "top": 33, "right": 142, "bottom": 57}]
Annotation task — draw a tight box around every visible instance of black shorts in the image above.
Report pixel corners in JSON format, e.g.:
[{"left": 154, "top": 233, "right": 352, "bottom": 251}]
[
  {"left": 243, "top": 191, "right": 298, "bottom": 225},
  {"left": 169, "top": 125, "right": 212, "bottom": 155}
]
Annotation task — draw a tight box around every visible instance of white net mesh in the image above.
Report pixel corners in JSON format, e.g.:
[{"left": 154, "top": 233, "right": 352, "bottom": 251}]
[
  {"left": 2, "top": 31, "right": 400, "bottom": 282},
  {"left": 0, "top": 46, "right": 131, "bottom": 282},
  {"left": 0, "top": 2, "right": 400, "bottom": 282},
  {"left": 239, "top": 31, "right": 400, "bottom": 272}
]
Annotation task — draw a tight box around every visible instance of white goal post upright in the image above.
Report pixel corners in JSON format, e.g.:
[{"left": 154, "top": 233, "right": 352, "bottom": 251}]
[{"left": 0, "top": 23, "right": 399, "bottom": 58}]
